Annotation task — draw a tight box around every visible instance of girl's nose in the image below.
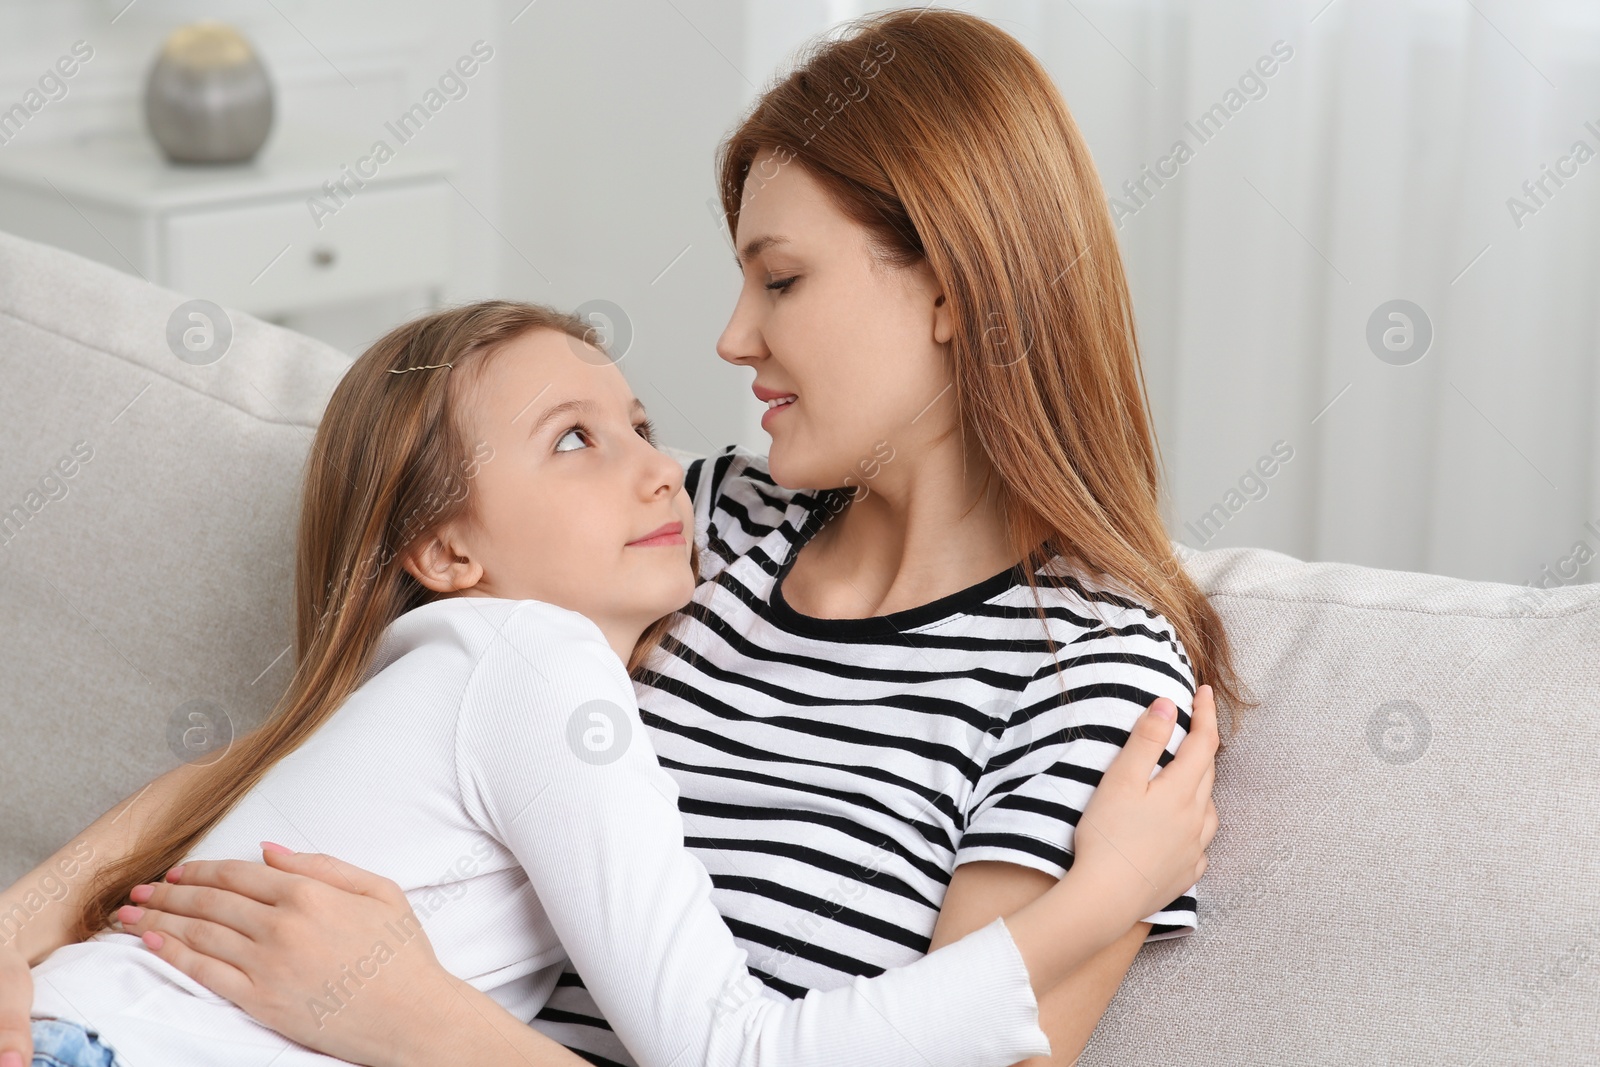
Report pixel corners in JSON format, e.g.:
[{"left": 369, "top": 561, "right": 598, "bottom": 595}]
[{"left": 638, "top": 437, "right": 685, "bottom": 499}]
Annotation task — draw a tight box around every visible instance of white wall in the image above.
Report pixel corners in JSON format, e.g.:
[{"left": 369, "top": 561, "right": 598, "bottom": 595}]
[
  {"left": 0, "top": 0, "right": 502, "bottom": 353},
  {"left": 494, "top": 0, "right": 762, "bottom": 454},
  {"left": 6, "top": 0, "right": 1593, "bottom": 584}
]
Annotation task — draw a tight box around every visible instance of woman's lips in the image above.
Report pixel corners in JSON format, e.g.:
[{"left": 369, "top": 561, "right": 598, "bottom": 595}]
[
  {"left": 760, "top": 394, "right": 796, "bottom": 430},
  {"left": 627, "top": 520, "right": 685, "bottom": 547}
]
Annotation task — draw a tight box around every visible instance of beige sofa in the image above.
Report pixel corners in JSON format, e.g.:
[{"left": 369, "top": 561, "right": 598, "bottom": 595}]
[{"left": 2, "top": 229, "right": 1596, "bottom": 1064}]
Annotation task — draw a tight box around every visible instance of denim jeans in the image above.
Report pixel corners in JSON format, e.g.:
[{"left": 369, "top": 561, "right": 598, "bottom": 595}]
[{"left": 28, "top": 1018, "right": 124, "bottom": 1067}]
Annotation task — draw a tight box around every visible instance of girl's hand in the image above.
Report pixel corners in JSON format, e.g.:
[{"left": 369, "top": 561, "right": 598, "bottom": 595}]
[
  {"left": 1074, "top": 683, "right": 1220, "bottom": 925},
  {"left": 0, "top": 941, "right": 33, "bottom": 1067},
  {"left": 118, "top": 846, "right": 462, "bottom": 1067}
]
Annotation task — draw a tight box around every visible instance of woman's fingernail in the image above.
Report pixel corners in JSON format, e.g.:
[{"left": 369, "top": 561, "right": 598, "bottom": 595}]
[
  {"left": 130, "top": 883, "right": 154, "bottom": 903},
  {"left": 165, "top": 865, "right": 184, "bottom": 882},
  {"left": 118, "top": 905, "right": 145, "bottom": 924},
  {"left": 2, "top": 1049, "right": 24, "bottom": 1067},
  {"left": 1153, "top": 699, "right": 1176, "bottom": 720},
  {"left": 261, "top": 840, "right": 295, "bottom": 855},
  {"left": 141, "top": 931, "right": 164, "bottom": 950}
]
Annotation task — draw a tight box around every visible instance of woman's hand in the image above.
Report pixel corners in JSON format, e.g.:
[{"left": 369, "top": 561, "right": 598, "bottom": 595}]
[
  {"left": 1073, "top": 683, "right": 1220, "bottom": 925},
  {"left": 118, "top": 846, "right": 465, "bottom": 1067},
  {"left": 0, "top": 941, "right": 33, "bottom": 1067}
]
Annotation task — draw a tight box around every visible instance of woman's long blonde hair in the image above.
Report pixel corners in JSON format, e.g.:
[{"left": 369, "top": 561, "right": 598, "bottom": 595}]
[
  {"left": 75, "top": 300, "right": 688, "bottom": 939},
  {"left": 717, "top": 9, "right": 1252, "bottom": 723}
]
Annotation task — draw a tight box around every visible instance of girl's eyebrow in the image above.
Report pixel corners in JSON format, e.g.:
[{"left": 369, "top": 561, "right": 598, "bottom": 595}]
[
  {"left": 527, "top": 397, "right": 650, "bottom": 436},
  {"left": 529, "top": 398, "right": 590, "bottom": 436}
]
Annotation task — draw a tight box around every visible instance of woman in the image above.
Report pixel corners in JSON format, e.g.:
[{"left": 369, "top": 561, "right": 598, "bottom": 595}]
[{"left": 1, "top": 9, "right": 1245, "bottom": 1066}]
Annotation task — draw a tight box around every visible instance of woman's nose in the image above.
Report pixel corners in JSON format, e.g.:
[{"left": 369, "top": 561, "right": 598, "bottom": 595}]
[{"left": 716, "top": 289, "right": 767, "bottom": 366}]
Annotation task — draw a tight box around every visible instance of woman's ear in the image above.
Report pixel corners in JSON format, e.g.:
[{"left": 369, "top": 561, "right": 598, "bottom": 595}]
[
  {"left": 932, "top": 291, "right": 953, "bottom": 345},
  {"left": 400, "top": 525, "right": 483, "bottom": 594}
]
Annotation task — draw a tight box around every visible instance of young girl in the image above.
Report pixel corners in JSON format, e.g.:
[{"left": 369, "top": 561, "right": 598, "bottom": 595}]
[{"left": 21, "top": 301, "right": 1218, "bottom": 1067}]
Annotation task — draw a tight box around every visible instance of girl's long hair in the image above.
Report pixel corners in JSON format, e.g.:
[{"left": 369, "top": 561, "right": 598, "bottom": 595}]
[
  {"left": 75, "top": 300, "right": 689, "bottom": 939},
  {"left": 717, "top": 10, "right": 1252, "bottom": 724}
]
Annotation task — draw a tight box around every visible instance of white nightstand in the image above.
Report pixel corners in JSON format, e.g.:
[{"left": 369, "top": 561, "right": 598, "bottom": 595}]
[{"left": 0, "top": 129, "right": 455, "bottom": 320}]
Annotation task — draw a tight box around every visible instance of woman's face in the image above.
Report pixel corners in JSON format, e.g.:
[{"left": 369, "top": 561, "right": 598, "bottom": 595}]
[
  {"left": 717, "top": 149, "right": 954, "bottom": 491},
  {"left": 413, "top": 327, "right": 695, "bottom": 640}
]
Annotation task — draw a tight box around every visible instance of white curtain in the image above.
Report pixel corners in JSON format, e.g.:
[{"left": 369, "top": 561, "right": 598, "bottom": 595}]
[{"left": 741, "top": 0, "right": 1600, "bottom": 588}]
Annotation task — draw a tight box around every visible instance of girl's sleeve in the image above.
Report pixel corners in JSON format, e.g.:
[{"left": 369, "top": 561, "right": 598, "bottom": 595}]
[{"left": 454, "top": 601, "right": 1052, "bottom": 1067}]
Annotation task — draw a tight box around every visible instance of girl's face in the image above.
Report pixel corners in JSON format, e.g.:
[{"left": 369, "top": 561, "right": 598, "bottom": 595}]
[
  {"left": 717, "top": 149, "right": 955, "bottom": 491},
  {"left": 411, "top": 327, "right": 695, "bottom": 644}
]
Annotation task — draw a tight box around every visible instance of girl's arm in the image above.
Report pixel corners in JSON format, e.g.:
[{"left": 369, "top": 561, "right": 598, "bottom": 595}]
[
  {"left": 441, "top": 605, "right": 1214, "bottom": 1066},
  {"left": 121, "top": 683, "right": 1213, "bottom": 1067},
  {"left": 0, "top": 761, "right": 203, "bottom": 1065}
]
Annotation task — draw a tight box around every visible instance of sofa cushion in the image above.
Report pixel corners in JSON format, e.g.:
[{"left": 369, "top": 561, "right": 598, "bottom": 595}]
[{"left": 0, "top": 229, "right": 350, "bottom": 884}]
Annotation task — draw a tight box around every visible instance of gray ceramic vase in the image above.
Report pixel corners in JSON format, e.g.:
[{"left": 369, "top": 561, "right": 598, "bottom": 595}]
[{"left": 144, "top": 22, "right": 274, "bottom": 165}]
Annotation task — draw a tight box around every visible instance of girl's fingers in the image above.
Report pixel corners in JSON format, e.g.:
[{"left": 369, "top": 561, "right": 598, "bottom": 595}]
[
  {"left": 135, "top": 930, "right": 253, "bottom": 1006},
  {"left": 1166, "top": 684, "right": 1219, "bottom": 790},
  {"left": 129, "top": 881, "right": 275, "bottom": 942},
  {"left": 1196, "top": 761, "right": 1216, "bottom": 806},
  {"left": 119, "top": 905, "right": 257, "bottom": 971},
  {"left": 1105, "top": 697, "right": 1179, "bottom": 787}
]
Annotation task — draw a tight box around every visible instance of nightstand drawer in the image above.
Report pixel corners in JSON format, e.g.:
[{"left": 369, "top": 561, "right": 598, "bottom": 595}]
[{"left": 163, "top": 180, "right": 452, "bottom": 315}]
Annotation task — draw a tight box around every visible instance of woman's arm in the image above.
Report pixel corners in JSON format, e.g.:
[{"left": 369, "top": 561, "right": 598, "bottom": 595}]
[
  {"left": 0, "top": 761, "right": 202, "bottom": 1065},
  {"left": 2, "top": 762, "right": 201, "bottom": 965},
  {"left": 121, "top": 849, "right": 589, "bottom": 1067},
  {"left": 931, "top": 862, "right": 1151, "bottom": 1065},
  {"left": 940, "top": 600, "right": 1213, "bottom": 1063}
]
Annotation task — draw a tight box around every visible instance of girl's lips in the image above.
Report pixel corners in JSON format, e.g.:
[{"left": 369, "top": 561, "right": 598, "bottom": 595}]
[{"left": 627, "top": 521, "right": 685, "bottom": 547}]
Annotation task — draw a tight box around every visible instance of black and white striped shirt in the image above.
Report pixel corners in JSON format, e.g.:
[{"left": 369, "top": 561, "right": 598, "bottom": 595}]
[{"left": 531, "top": 446, "right": 1198, "bottom": 1065}]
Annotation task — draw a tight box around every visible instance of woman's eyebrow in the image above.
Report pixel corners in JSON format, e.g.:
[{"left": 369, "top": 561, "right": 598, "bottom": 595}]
[{"left": 735, "top": 234, "right": 789, "bottom": 267}]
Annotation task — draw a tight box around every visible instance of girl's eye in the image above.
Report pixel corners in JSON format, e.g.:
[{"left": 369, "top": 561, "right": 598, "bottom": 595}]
[
  {"left": 554, "top": 427, "right": 589, "bottom": 453},
  {"left": 764, "top": 276, "right": 797, "bottom": 294},
  {"left": 635, "top": 419, "right": 656, "bottom": 444}
]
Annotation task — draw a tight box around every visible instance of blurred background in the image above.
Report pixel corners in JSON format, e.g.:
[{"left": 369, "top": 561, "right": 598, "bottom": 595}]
[{"left": 1, "top": 0, "right": 1596, "bottom": 589}]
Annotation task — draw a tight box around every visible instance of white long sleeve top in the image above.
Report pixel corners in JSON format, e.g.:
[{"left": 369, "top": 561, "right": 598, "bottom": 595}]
[{"left": 32, "top": 595, "right": 1053, "bottom": 1066}]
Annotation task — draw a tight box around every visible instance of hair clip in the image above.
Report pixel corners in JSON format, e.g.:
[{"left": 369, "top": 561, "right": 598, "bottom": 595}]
[{"left": 387, "top": 361, "right": 454, "bottom": 374}]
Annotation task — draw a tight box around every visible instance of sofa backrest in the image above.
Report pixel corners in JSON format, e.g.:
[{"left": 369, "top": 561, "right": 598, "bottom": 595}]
[
  {"left": 1089, "top": 543, "right": 1600, "bottom": 1064},
  {"left": 0, "top": 229, "right": 349, "bottom": 883}
]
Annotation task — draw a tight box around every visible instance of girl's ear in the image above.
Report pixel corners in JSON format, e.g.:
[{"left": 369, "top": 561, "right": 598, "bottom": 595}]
[{"left": 401, "top": 526, "right": 483, "bottom": 594}]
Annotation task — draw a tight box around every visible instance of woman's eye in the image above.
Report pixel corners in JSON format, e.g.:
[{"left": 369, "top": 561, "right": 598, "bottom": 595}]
[
  {"left": 764, "top": 276, "right": 797, "bottom": 294},
  {"left": 554, "top": 427, "right": 588, "bottom": 453}
]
